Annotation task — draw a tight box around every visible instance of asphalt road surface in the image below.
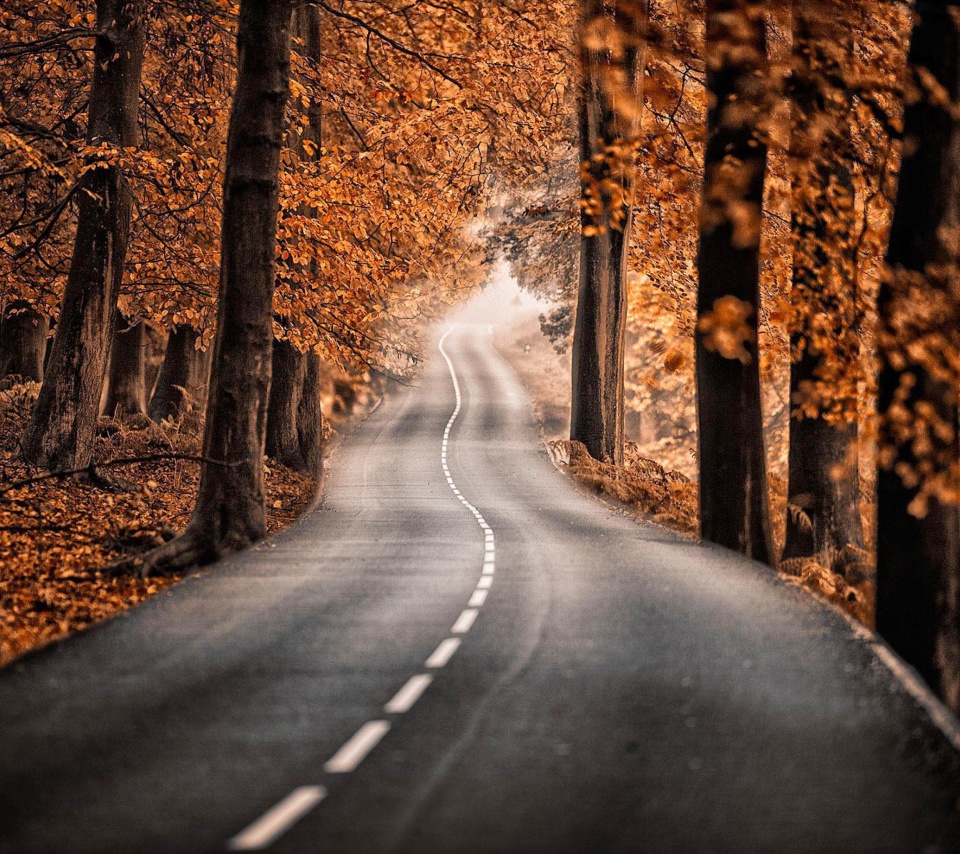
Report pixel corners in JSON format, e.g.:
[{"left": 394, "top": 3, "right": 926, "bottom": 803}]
[{"left": 2, "top": 323, "right": 960, "bottom": 854}]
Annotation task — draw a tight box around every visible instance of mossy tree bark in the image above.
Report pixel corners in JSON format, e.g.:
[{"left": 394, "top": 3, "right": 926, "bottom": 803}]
[{"left": 21, "top": 0, "right": 145, "bottom": 470}]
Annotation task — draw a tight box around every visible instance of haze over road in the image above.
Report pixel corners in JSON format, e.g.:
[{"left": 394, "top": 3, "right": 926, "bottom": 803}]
[{"left": 1, "top": 321, "right": 959, "bottom": 853}]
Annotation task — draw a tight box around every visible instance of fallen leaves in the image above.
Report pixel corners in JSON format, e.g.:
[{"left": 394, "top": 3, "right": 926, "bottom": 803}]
[{"left": 0, "top": 388, "right": 316, "bottom": 667}]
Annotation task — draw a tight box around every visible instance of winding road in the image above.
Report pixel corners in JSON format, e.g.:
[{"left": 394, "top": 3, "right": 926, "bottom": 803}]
[{"left": 1, "top": 322, "right": 959, "bottom": 853}]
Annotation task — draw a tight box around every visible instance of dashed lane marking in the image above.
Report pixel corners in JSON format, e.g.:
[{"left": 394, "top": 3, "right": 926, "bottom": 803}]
[
  {"left": 452, "top": 608, "right": 479, "bottom": 634},
  {"left": 324, "top": 721, "right": 391, "bottom": 774},
  {"left": 385, "top": 674, "right": 434, "bottom": 714},
  {"left": 226, "top": 326, "right": 498, "bottom": 849},
  {"left": 227, "top": 787, "right": 327, "bottom": 851},
  {"left": 426, "top": 637, "right": 462, "bottom": 668}
]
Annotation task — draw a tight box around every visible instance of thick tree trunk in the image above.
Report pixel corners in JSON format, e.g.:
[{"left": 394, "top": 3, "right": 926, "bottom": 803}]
[
  {"left": 782, "top": 2, "right": 864, "bottom": 571},
  {"left": 133, "top": 0, "right": 294, "bottom": 574},
  {"left": 0, "top": 303, "right": 48, "bottom": 383},
  {"left": 877, "top": 1, "right": 960, "bottom": 712},
  {"left": 147, "top": 325, "right": 210, "bottom": 422},
  {"left": 20, "top": 0, "right": 145, "bottom": 470},
  {"left": 103, "top": 317, "right": 147, "bottom": 417},
  {"left": 695, "top": 0, "right": 773, "bottom": 564},
  {"left": 569, "top": 0, "right": 647, "bottom": 466}
]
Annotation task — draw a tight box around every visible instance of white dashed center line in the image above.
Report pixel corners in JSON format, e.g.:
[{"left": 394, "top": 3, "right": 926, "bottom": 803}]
[
  {"left": 324, "top": 721, "right": 391, "bottom": 774},
  {"left": 451, "top": 608, "right": 479, "bottom": 634},
  {"left": 227, "top": 786, "right": 327, "bottom": 851},
  {"left": 385, "top": 674, "right": 434, "bottom": 714},
  {"left": 469, "top": 589, "right": 488, "bottom": 607},
  {"left": 426, "top": 637, "right": 462, "bottom": 668},
  {"left": 226, "top": 326, "right": 497, "bottom": 849}
]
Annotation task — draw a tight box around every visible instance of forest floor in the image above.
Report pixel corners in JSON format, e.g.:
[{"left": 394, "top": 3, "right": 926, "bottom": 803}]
[
  {"left": 0, "top": 375, "right": 373, "bottom": 667},
  {"left": 493, "top": 311, "right": 875, "bottom": 626}
]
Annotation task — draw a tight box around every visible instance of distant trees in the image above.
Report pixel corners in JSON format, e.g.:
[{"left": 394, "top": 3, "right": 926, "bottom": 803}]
[
  {"left": 876, "top": 0, "right": 960, "bottom": 712},
  {"left": 570, "top": 0, "right": 647, "bottom": 466},
  {"left": 694, "top": 0, "right": 773, "bottom": 563},
  {"left": 104, "top": 318, "right": 149, "bottom": 418},
  {"left": 148, "top": 326, "right": 210, "bottom": 423},
  {"left": 0, "top": 304, "right": 47, "bottom": 383},
  {"left": 20, "top": 0, "right": 146, "bottom": 470}
]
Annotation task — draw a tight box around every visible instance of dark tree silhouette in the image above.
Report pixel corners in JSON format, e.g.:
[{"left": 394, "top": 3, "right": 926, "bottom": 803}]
[
  {"left": 782, "top": 0, "right": 865, "bottom": 572},
  {"left": 695, "top": 0, "right": 773, "bottom": 564},
  {"left": 876, "top": 0, "right": 960, "bottom": 712}
]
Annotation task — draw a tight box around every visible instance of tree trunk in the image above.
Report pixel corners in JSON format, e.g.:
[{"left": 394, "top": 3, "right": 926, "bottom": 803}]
[
  {"left": 782, "top": 1, "right": 864, "bottom": 572},
  {"left": 0, "top": 303, "right": 48, "bottom": 383},
  {"left": 298, "top": 350, "right": 324, "bottom": 477},
  {"left": 147, "top": 325, "right": 210, "bottom": 422},
  {"left": 876, "top": 0, "right": 960, "bottom": 712},
  {"left": 20, "top": 0, "right": 145, "bottom": 470},
  {"left": 569, "top": 0, "right": 647, "bottom": 466},
  {"left": 264, "top": 1, "right": 324, "bottom": 477},
  {"left": 266, "top": 338, "right": 307, "bottom": 467},
  {"left": 133, "top": 0, "right": 294, "bottom": 574},
  {"left": 103, "top": 317, "right": 147, "bottom": 417},
  {"left": 695, "top": 0, "right": 773, "bottom": 564}
]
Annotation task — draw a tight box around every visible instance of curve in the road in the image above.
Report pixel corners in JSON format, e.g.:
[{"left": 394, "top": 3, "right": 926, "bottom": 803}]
[
  {"left": 3, "top": 321, "right": 960, "bottom": 854},
  {"left": 228, "top": 326, "right": 494, "bottom": 850}
]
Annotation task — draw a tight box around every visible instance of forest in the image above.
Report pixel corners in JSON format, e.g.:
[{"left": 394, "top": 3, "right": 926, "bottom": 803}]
[{"left": 2, "top": 0, "right": 960, "bottom": 743}]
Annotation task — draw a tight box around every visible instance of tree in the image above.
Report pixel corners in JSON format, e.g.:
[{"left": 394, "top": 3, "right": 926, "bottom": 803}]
[
  {"left": 782, "top": 0, "right": 865, "bottom": 572},
  {"left": 131, "top": 0, "right": 295, "bottom": 573},
  {"left": 570, "top": 0, "right": 647, "bottom": 466},
  {"left": 266, "top": 2, "right": 324, "bottom": 476},
  {"left": 695, "top": 0, "right": 773, "bottom": 563},
  {"left": 103, "top": 316, "right": 148, "bottom": 417},
  {"left": 147, "top": 325, "right": 210, "bottom": 423},
  {"left": 876, "top": 0, "right": 960, "bottom": 712},
  {"left": 20, "top": 0, "right": 146, "bottom": 471},
  {"left": 0, "top": 303, "right": 48, "bottom": 383}
]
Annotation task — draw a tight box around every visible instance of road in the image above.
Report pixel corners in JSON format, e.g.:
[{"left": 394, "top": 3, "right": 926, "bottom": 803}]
[{"left": 1, "top": 322, "right": 959, "bottom": 853}]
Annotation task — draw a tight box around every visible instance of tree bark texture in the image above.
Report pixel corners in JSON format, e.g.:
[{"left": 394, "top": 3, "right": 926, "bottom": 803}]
[
  {"left": 569, "top": 0, "right": 647, "bottom": 466},
  {"left": 138, "top": 0, "right": 294, "bottom": 573},
  {"left": 20, "top": 0, "right": 145, "bottom": 470},
  {"left": 695, "top": 0, "right": 773, "bottom": 564},
  {"left": 0, "top": 303, "right": 48, "bottom": 383},
  {"left": 103, "top": 317, "right": 148, "bottom": 417},
  {"left": 147, "top": 325, "right": 210, "bottom": 422},
  {"left": 266, "top": 338, "right": 307, "bottom": 467},
  {"left": 264, "top": 2, "right": 324, "bottom": 476},
  {"left": 297, "top": 351, "right": 324, "bottom": 477},
  {"left": 876, "top": 0, "right": 960, "bottom": 712},
  {"left": 782, "top": 1, "right": 865, "bottom": 572}
]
